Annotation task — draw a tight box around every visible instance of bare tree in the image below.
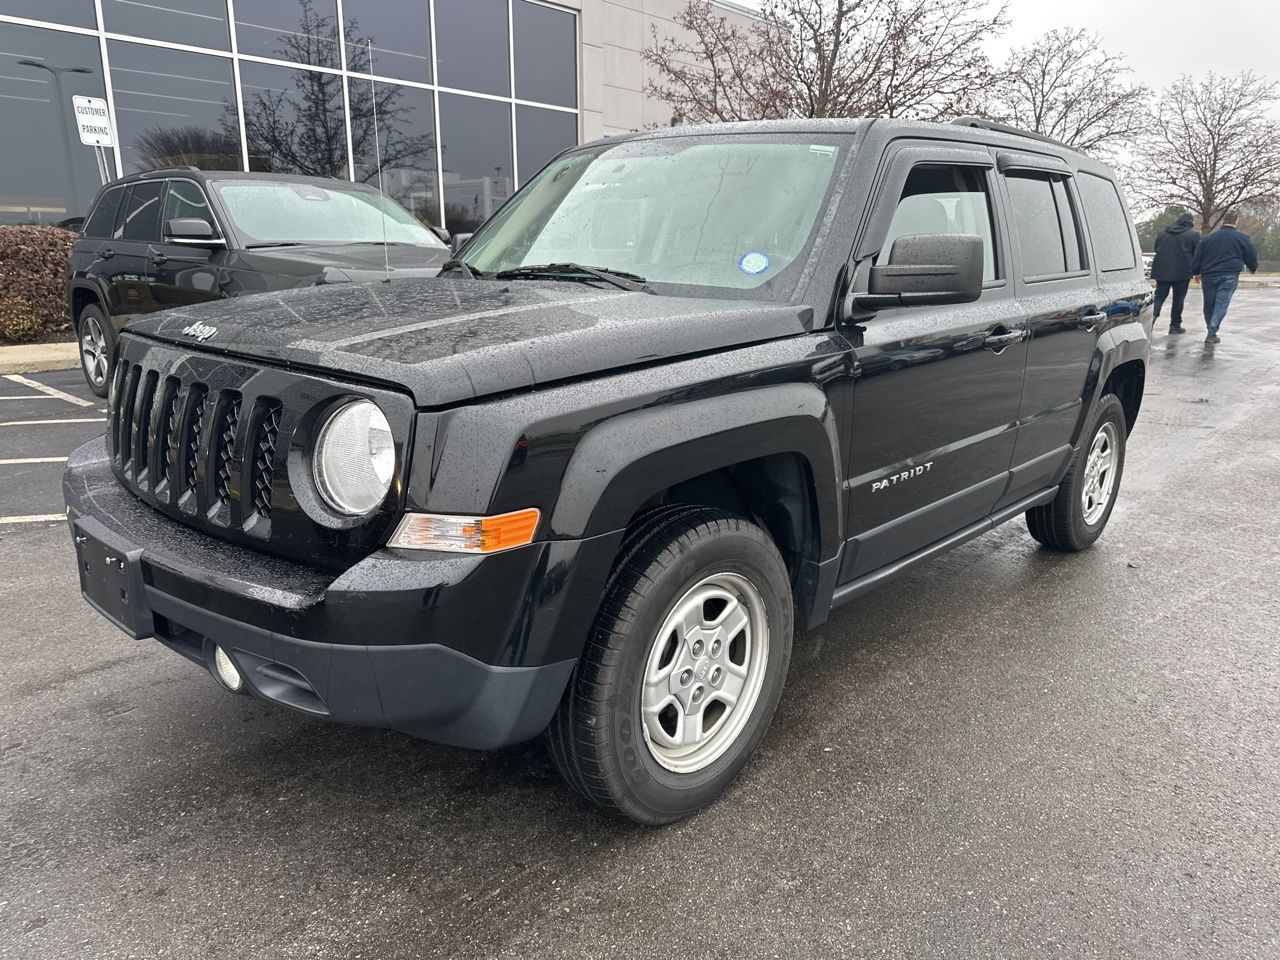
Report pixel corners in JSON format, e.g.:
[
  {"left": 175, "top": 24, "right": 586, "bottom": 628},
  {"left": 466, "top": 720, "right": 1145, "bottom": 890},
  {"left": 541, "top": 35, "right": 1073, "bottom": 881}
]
[
  {"left": 1129, "top": 71, "right": 1280, "bottom": 230},
  {"left": 644, "top": 0, "right": 1007, "bottom": 123},
  {"left": 234, "top": 0, "right": 434, "bottom": 181},
  {"left": 984, "top": 28, "right": 1147, "bottom": 153},
  {"left": 135, "top": 125, "right": 242, "bottom": 171},
  {"left": 642, "top": 3, "right": 791, "bottom": 122}
]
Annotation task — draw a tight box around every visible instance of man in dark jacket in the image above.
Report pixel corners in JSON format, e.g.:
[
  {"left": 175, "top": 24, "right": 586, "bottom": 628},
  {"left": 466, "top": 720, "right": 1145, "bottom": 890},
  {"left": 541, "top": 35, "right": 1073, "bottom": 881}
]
[
  {"left": 1151, "top": 212, "right": 1199, "bottom": 334},
  {"left": 1192, "top": 211, "right": 1259, "bottom": 344}
]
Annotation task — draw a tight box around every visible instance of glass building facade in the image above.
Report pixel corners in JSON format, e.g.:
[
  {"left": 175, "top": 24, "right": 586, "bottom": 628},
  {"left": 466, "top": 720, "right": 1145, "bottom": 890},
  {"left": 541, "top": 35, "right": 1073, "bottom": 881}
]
[{"left": 0, "top": 0, "right": 580, "bottom": 231}]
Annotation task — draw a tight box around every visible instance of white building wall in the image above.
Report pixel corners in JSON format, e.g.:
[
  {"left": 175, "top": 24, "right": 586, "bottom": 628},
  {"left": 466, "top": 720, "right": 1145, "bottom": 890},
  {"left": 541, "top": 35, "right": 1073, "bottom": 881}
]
[{"left": 557, "top": 0, "right": 760, "bottom": 142}]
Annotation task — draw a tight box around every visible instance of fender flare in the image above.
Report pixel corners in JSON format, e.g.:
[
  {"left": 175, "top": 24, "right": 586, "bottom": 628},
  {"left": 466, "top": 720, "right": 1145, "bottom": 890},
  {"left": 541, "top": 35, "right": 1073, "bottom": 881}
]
[
  {"left": 68, "top": 279, "right": 108, "bottom": 322},
  {"left": 550, "top": 383, "right": 843, "bottom": 562},
  {"left": 1075, "top": 320, "right": 1149, "bottom": 444}
]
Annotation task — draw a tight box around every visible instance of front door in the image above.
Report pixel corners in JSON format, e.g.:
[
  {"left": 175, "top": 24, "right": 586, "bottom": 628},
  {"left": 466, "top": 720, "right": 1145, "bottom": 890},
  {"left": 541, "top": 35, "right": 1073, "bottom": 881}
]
[
  {"left": 840, "top": 152, "right": 1028, "bottom": 582},
  {"left": 147, "top": 179, "right": 227, "bottom": 311}
]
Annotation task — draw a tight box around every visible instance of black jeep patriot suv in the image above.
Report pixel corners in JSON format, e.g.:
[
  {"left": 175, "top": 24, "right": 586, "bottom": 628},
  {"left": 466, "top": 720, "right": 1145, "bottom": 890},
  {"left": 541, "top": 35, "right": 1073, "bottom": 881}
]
[{"left": 64, "top": 118, "right": 1152, "bottom": 824}]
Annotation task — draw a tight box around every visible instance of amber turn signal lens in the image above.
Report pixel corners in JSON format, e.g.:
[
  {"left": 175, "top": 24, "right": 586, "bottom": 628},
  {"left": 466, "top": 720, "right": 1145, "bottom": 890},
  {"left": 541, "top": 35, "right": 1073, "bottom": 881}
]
[{"left": 387, "top": 508, "right": 541, "bottom": 554}]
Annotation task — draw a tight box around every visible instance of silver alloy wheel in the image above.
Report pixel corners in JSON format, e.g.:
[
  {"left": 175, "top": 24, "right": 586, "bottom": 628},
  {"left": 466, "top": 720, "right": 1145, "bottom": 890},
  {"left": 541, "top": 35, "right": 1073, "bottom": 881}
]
[
  {"left": 80, "top": 314, "right": 108, "bottom": 387},
  {"left": 1081, "top": 421, "right": 1119, "bottom": 525},
  {"left": 640, "top": 572, "right": 769, "bottom": 774}
]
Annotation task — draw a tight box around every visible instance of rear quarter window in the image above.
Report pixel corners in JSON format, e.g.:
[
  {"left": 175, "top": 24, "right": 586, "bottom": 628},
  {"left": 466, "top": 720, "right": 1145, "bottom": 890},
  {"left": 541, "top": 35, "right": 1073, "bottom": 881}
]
[{"left": 1077, "top": 173, "right": 1137, "bottom": 272}]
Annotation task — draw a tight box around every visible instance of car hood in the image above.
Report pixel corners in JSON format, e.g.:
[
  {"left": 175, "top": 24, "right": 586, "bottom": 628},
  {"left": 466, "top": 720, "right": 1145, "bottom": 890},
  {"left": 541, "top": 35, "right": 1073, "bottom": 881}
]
[
  {"left": 126, "top": 278, "right": 813, "bottom": 407},
  {"left": 242, "top": 242, "right": 449, "bottom": 279}
]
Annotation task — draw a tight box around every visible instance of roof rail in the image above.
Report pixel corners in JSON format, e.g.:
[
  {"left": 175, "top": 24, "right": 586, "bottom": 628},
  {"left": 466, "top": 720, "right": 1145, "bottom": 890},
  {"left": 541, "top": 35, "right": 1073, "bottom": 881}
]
[{"left": 949, "top": 117, "right": 1084, "bottom": 155}]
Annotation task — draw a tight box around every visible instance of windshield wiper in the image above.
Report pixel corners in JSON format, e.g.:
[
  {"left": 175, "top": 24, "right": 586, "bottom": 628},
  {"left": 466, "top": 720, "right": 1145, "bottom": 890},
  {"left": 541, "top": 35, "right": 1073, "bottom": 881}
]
[
  {"left": 244, "top": 241, "right": 306, "bottom": 249},
  {"left": 493, "top": 262, "right": 652, "bottom": 293},
  {"left": 440, "top": 258, "right": 486, "bottom": 279}
]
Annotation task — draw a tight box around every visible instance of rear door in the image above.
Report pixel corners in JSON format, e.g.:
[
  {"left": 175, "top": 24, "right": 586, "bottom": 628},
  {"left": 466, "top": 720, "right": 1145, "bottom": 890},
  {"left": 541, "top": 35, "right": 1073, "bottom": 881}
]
[
  {"left": 102, "top": 180, "right": 166, "bottom": 326},
  {"left": 147, "top": 179, "right": 228, "bottom": 311},
  {"left": 996, "top": 154, "right": 1104, "bottom": 508},
  {"left": 840, "top": 143, "right": 1029, "bottom": 582},
  {"left": 77, "top": 184, "right": 127, "bottom": 316}
]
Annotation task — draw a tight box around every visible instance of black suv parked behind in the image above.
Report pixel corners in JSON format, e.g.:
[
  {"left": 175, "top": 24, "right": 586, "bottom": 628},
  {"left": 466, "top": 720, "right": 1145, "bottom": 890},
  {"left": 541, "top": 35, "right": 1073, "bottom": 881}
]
[
  {"left": 64, "top": 118, "right": 1151, "bottom": 824},
  {"left": 68, "top": 169, "right": 450, "bottom": 396}
]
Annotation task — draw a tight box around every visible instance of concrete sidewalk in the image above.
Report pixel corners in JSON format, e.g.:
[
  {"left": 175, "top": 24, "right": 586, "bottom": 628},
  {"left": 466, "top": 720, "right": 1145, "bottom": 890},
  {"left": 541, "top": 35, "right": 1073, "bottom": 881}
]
[{"left": 0, "top": 341, "right": 78, "bottom": 375}]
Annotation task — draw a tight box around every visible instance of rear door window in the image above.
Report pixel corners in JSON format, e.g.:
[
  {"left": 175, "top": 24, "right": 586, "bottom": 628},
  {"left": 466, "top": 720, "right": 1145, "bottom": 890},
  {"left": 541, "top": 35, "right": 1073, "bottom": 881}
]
[
  {"left": 114, "top": 180, "right": 165, "bottom": 242},
  {"left": 1005, "top": 172, "right": 1084, "bottom": 279},
  {"left": 83, "top": 186, "right": 126, "bottom": 238},
  {"left": 1076, "top": 173, "right": 1137, "bottom": 272}
]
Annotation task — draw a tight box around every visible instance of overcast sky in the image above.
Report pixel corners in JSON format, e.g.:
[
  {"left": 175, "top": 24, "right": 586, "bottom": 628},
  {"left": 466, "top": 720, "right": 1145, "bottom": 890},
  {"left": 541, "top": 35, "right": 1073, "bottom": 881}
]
[
  {"left": 730, "top": 0, "right": 1279, "bottom": 92},
  {"left": 989, "top": 0, "right": 1279, "bottom": 91}
]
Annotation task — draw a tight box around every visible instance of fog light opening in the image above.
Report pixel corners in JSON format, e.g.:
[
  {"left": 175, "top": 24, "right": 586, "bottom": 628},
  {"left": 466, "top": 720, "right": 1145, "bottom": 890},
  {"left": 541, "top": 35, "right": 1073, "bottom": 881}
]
[{"left": 213, "top": 645, "right": 243, "bottom": 692}]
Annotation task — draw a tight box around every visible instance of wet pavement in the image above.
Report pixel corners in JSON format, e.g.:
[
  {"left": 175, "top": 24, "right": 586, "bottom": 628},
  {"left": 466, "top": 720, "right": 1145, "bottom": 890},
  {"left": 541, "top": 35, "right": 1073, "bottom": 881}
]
[{"left": 2, "top": 292, "right": 1278, "bottom": 959}]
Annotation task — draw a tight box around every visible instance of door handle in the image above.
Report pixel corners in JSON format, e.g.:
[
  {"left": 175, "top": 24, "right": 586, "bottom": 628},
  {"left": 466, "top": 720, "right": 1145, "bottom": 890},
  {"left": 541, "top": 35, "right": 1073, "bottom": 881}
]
[
  {"left": 983, "top": 329, "right": 1026, "bottom": 352},
  {"left": 98, "top": 247, "right": 115, "bottom": 260},
  {"left": 1079, "top": 311, "right": 1107, "bottom": 331},
  {"left": 149, "top": 253, "right": 168, "bottom": 265}
]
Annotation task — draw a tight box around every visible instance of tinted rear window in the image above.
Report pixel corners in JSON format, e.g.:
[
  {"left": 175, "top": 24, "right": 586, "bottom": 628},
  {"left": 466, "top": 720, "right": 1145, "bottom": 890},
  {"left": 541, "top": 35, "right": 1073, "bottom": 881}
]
[
  {"left": 1077, "top": 173, "right": 1136, "bottom": 271},
  {"left": 83, "top": 186, "right": 125, "bottom": 238}
]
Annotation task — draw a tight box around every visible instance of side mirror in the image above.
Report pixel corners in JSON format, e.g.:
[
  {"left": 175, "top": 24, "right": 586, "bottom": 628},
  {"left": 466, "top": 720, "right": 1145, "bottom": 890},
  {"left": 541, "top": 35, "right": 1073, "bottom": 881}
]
[
  {"left": 856, "top": 234, "right": 984, "bottom": 310},
  {"left": 450, "top": 232, "right": 473, "bottom": 255},
  {"left": 163, "top": 218, "right": 222, "bottom": 244},
  {"left": 430, "top": 225, "right": 450, "bottom": 244}
]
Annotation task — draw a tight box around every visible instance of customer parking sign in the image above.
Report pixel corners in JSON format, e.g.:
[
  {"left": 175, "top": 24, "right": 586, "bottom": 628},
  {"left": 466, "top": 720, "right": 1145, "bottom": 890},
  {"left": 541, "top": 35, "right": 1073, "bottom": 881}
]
[{"left": 72, "top": 96, "right": 114, "bottom": 147}]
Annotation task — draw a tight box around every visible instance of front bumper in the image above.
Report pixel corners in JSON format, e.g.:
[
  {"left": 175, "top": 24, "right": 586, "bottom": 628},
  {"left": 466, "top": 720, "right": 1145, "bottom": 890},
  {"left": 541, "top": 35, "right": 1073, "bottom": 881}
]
[{"left": 62, "top": 437, "right": 616, "bottom": 749}]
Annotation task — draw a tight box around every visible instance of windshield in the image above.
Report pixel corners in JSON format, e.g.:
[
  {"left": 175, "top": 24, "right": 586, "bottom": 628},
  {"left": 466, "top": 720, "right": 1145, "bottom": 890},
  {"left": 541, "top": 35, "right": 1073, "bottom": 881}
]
[
  {"left": 211, "top": 179, "right": 447, "bottom": 249},
  {"left": 462, "top": 135, "right": 847, "bottom": 297}
]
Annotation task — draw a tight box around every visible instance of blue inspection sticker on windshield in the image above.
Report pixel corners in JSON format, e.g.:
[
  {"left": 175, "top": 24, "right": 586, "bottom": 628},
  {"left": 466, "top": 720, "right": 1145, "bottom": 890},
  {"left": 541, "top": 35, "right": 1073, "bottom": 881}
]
[{"left": 739, "top": 252, "right": 771, "bottom": 276}]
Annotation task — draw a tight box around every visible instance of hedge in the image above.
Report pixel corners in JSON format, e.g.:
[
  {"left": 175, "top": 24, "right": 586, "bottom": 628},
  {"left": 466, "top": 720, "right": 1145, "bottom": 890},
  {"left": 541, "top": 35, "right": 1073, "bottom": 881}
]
[{"left": 0, "top": 225, "right": 77, "bottom": 344}]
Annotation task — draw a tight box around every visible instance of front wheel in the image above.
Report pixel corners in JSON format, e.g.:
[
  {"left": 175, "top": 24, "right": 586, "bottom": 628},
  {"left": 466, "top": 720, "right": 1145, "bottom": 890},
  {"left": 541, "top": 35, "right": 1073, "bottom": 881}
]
[
  {"left": 1026, "top": 393, "right": 1128, "bottom": 551},
  {"left": 77, "top": 304, "right": 115, "bottom": 398},
  {"left": 546, "top": 507, "right": 793, "bottom": 825}
]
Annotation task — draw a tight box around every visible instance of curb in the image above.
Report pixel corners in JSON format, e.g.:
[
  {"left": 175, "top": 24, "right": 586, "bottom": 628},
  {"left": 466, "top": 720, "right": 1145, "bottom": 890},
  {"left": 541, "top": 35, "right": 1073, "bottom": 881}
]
[{"left": 0, "top": 341, "right": 79, "bottom": 375}]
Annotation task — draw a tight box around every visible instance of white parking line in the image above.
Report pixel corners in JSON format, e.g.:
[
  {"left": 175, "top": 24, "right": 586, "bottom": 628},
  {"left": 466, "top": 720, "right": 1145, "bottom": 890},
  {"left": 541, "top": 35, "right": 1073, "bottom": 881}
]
[
  {"left": 2, "top": 374, "right": 95, "bottom": 408},
  {"left": 0, "top": 513, "right": 65, "bottom": 524},
  {"left": 0, "top": 418, "right": 103, "bottom": 427},
  {"left": 0, "top": 395, "right": 57, "bottom": 401},
  {"left": 0, "top": 457, "right": 68, "bottom": 465}
]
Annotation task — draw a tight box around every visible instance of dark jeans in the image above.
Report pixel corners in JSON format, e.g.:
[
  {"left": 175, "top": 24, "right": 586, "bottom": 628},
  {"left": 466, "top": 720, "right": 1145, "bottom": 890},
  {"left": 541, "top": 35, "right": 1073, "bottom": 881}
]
[
  {"left": 1154, "top": 279, "right": 1189, "bottom": 325},
  {"left": 1201, "top": 272, "right": 1240, "bottom": 335}
]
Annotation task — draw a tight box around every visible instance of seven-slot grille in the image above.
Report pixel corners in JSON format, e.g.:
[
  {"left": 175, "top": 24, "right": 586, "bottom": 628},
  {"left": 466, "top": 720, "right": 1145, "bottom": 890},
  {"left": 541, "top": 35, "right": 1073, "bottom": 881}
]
[{"left": 108, "top": 358, "right": 281, "bottom": 531}]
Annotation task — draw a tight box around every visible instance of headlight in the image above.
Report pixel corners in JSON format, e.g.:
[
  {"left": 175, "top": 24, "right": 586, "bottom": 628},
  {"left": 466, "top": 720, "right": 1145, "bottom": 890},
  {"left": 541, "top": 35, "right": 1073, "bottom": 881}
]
[{"left": 312, "top": 400, "right": 395, "bottom": 515}]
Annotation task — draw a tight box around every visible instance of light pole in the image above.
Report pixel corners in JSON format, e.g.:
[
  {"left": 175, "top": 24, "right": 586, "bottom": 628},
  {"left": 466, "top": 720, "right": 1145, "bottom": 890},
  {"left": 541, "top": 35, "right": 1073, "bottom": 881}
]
[{"left": 18, "top": 59, "right": 93, "bottom": 218}]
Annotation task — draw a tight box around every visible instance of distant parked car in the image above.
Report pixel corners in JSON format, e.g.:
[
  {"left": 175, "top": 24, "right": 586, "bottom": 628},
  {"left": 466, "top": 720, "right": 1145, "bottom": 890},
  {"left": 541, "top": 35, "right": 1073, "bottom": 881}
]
[
  {"left": 1142, "top": 251, "right": 1155, "bottom": 279},
  {"left": 67, "top": 169, "right": 450, "bottom": 396}
]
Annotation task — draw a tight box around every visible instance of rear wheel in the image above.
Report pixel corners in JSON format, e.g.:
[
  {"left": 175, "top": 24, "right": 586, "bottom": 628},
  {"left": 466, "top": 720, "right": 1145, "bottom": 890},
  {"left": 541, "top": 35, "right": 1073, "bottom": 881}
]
[
  {"left": 1026, "top": 393, "right": 1127, "bottom": 551},
  {"left": 546, "top": 507, "right": 793, "bottom": 824},
  {"left": 77, "top": 304, "right": 115, "bottom": 398}
]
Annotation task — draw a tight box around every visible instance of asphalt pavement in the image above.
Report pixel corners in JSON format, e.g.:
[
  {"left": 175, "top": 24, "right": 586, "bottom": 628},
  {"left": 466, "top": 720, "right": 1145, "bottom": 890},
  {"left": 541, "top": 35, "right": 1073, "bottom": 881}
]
[{"left": 2, "top": 294, "right": 1279, "bottom": 959}]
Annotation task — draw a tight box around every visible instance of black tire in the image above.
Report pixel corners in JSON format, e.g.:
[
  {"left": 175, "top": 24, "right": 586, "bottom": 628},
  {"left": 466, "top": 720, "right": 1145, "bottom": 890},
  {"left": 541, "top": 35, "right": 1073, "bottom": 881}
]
[
  {"left": 1026, "top": 393, "right": 1128, "bottom": 551},
  {"left": 546, "top": 507, "right": 793, "bottom": 825},
  {"left": 77, "top": 303, "right": 115, "bottom": 398}
]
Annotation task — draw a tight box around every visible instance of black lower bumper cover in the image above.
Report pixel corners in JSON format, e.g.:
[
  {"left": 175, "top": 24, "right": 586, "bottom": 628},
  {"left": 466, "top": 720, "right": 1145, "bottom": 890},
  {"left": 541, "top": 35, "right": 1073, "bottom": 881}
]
[
  {"left": 65, "top": 439, "right": 574, "bottom": 750},
  {"left": 150, "top": 585, "right": 574, "bottom": 750}
]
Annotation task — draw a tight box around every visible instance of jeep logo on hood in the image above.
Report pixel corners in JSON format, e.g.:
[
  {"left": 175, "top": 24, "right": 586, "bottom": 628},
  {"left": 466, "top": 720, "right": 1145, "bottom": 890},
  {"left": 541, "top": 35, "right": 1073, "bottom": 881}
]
[{"left": 181, "top": 321, "right": 217, "bottom": 342}]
